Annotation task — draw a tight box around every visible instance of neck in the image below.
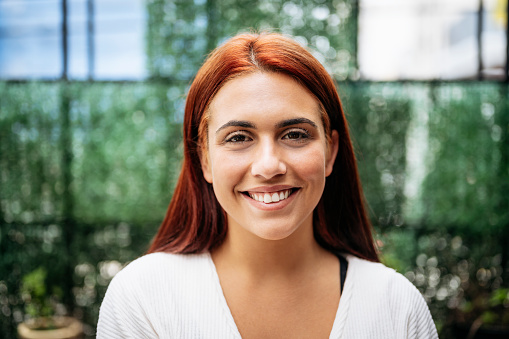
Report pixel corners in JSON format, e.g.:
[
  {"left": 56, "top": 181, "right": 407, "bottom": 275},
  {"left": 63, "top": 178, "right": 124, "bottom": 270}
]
[{"left": 211, "top": 217, "right": 330, "bottom": 280}]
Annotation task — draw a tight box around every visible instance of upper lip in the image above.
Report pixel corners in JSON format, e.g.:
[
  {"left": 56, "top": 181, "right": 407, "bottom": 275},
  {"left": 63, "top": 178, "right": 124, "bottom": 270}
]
[{"left": 241, "top": 185, "right": 297, "bottom": 193}]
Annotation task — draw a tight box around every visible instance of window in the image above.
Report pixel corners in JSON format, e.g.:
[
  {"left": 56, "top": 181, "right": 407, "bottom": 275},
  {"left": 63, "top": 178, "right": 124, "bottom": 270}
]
[
  {"left": 2, "top": 0, "right": 506, "bottom": 81},
  {"left": 0, "top": 0, "right": 146, "bottom": 80},
  {"left": 358, "top": 0, "right": 507, "bottom": 80}
]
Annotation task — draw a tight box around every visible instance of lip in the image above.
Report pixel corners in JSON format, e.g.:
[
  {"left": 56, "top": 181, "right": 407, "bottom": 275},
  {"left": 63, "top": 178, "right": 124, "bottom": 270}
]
[
  {"left": 241, "top": 187, "right": 299, "bottom": 211},
  {"left": 241, "top": 185, "right": 296, "bottom": 193}
]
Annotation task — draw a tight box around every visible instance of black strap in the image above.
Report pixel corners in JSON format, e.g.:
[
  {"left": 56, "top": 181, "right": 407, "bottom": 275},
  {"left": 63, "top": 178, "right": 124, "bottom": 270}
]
[{"left": 338, "top": 255, "right": 348, "bottom": 293}]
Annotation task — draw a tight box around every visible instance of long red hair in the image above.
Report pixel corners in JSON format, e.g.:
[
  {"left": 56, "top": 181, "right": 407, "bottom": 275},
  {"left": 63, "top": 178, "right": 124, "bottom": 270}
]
[{"left": 148, "top": 33, "right": 379, "bottom": 262}]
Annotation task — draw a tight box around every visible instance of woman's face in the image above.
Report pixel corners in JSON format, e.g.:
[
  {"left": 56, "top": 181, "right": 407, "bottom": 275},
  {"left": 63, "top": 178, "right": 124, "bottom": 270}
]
[{"left": 201, "top": 72, "right": 338, "bottom": 241}]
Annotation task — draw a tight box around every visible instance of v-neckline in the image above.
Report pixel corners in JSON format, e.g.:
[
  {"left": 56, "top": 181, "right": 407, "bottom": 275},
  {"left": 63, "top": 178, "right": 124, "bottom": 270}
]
[{"left": 205, "top": 252, "right": 352, "bottom": 338}]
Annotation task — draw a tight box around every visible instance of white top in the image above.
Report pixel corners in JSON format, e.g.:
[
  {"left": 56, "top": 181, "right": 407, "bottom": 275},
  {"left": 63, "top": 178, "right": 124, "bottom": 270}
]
[{"left": 97, "top": 252, "right": 438, "bottom": 339}]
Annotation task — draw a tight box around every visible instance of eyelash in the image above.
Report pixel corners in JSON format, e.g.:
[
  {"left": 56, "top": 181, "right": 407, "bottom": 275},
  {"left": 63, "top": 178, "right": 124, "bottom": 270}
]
[
  {"left": 282, "top": 129, "right": 311, "bottom": 141},
  {"left": 223, "top": 129, "right": 311, "bottom": 144},
  {"left": 224, "top": 131, "right": 251, "bottom": 144}
]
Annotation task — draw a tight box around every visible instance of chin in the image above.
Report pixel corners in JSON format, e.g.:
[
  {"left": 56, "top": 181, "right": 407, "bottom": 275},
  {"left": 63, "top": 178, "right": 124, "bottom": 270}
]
[{"left": 246, "top": 223, "right": 303, "bottom": 242}]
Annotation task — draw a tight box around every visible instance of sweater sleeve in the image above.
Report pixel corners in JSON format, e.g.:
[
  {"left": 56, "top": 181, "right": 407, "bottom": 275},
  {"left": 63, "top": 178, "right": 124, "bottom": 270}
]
[
  {"left": 405, "top": 283, "right": 438, "bottom": 339},
  {"left": 389, "top": 273, "right": 438, "bottom": 339},
  {"left": 96, "top": 269, "right": 159, "bottom": 339}
]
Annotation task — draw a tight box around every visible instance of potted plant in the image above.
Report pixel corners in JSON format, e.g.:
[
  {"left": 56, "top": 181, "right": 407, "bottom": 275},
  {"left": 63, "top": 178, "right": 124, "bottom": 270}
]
[{"left": 17, "top": 267, "right": 83, "bottom": 339}]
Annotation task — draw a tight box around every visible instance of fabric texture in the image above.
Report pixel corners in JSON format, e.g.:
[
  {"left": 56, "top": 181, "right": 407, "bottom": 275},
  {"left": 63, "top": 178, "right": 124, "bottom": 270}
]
[{"left": 97, "top": 252, "right": 438, "bottom": 339}]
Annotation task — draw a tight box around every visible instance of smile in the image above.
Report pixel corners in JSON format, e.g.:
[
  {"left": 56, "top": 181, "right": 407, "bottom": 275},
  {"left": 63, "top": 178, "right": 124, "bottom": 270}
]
[{"left": 245, "top": 189, "right": 295, "bottom": 204}]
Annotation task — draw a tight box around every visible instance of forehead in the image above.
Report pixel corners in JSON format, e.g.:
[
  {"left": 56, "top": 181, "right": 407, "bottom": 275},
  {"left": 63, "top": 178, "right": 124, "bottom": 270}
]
[{"left": 208, "top": 72, "right": 322, "bottom": 126}]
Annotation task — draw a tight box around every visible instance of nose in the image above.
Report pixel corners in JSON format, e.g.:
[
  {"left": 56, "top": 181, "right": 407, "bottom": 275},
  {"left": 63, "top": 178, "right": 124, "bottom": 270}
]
[{"left": 250, "top": 139, "right": 287, "bottom": 179}]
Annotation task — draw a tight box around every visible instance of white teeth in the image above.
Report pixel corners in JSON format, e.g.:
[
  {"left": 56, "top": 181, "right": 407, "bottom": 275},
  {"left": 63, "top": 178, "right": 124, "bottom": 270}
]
[
  {"left": 251, "top": 193, "right": 264, "bottom": 202},
  {"left": 249, "top": 189, "right": 293, "bottom": 204}
]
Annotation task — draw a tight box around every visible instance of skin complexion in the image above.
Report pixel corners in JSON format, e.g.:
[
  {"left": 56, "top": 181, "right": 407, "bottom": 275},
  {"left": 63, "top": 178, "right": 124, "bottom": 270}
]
[
  {"left": 201, "top": 71, "right": 339, "bottom": 243},
  {"left": 201, "top": 71, "right": 341, "bottom": 338}
]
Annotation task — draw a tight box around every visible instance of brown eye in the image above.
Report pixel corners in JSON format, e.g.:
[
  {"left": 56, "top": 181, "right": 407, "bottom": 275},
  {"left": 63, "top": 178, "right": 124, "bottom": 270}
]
[
  {"left": 287, "top": 131, "right": 302, "bottom": 139},
  {"left": 283, "top": 130, "right": 310, "bottom": 141},
  {"left": 228, "top": 135, "right": 247, "bottom": 143},
  {"left": 224, "top": 131, "right": 252, "bottom": 144}
]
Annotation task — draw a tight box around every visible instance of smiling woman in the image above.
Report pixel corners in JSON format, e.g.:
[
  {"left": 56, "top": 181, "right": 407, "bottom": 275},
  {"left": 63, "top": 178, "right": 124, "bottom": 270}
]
[
  {"left": 97, "top": 33, "right": 438, "bottom": 338},
  {"left": 200, "top": 72, "right": 337, "bottom": 243}
]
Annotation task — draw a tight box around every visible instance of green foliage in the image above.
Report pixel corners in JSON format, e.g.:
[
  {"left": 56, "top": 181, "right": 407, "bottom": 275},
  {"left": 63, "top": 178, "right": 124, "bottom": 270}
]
[
  {"left": 0, "top": 82, "right": 63, "bottom": 224},
  {"left": 147, "top": 0, "right": 358, "bottom": 80},
  {"left": 422, "top": 84, "right": 508, "bottom": 233},
  {"left": 20, "top": 267, "right": 61, "bottom": 318},
  {"left": 68, "top": 83, "right": 182, "bottom": 224},
  {"left": 489, "top": 288, "right": 509, "bottom": 307},
  {"left": 342, "top": 83, "right": 412, "bottom": 231},
  {"left": 22, "top": 268, "right": 47, "bottom": 304}
]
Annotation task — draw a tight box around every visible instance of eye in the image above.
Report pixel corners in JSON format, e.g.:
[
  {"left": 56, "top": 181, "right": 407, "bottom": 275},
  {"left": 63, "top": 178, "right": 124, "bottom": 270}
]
[
  {"left": 282, "top": 129, "right": 310, "bottom": 141},
  {"left": 224, "top": 131, "right": 252, "bottom": 144}
]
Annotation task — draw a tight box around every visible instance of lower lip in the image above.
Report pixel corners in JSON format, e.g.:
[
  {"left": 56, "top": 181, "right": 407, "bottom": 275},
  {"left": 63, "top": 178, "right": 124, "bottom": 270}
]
[{"left": 241, "top": 190, "right": 298, "bottom": 211}]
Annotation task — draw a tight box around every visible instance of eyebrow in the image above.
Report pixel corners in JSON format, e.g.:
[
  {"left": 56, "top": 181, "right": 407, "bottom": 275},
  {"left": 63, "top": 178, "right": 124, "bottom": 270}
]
[
  {"left": 276, "top": 118, "right": 317, "bottom": 129},
  {"left": 215, "top": 120, "right": 256, "bottom": 134},
  {"left": 215, "top": 118, "right": 317, "bottom": 135}
]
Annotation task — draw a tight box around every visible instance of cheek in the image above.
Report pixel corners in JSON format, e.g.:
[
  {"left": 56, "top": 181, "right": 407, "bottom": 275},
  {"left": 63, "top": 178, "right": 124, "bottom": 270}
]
[
  {"left": 291, "top": 147, "right": 327, "bottom": 179},
  {"left": 209, "top": 151, "right": 250, "bottom": 187}
]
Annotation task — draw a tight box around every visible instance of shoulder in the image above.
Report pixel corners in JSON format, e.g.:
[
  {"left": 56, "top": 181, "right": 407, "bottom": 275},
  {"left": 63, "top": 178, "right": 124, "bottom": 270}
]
[
  {"left": 101, "top": 251, "right": 213, "bottom": 309},
  {"left": 123, "top": 251, "right": 209, "bottom": 271},
  {"left": 97, "top": 252, "right": 214, "bottom": 338},
  {"left": 115, "top": 252, "right": 210, "bottom": 280},
  {"left": 343, "top": 255, "right": 438, "bottom": 338},
  {"left": 345, "top": 255, "right": 419, "bottom": 297}
]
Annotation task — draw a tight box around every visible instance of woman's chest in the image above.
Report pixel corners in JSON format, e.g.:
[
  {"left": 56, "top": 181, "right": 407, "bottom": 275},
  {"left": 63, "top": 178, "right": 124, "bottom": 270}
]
[{"left": 221, "top": 280, "right": 340, "bottom": 339}]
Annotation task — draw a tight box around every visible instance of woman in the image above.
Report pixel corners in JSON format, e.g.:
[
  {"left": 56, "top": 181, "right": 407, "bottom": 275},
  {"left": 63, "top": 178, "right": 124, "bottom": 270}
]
[{"left": 97, "top": 33, "right": 437, "bottom": 338}]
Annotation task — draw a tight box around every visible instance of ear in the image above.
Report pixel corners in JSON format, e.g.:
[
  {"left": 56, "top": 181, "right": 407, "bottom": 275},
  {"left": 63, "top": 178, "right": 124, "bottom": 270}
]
[
  {"left": 325, "top": 130, "right": 339, "bottom": 177},
  {"left": 199, "top": 146, "right": 213, "bottom": 184}
]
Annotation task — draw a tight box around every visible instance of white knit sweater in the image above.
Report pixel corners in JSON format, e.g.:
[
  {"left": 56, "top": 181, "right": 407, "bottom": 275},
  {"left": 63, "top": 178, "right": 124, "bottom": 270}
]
[{"left": 97, "top": 252, "right": 438, "bottom": 338}]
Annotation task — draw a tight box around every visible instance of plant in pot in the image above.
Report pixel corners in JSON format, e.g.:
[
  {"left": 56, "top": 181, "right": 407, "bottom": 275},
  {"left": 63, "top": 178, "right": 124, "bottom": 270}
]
[{"left": 17, "top": 267, "right": 83, "bottom": 339}]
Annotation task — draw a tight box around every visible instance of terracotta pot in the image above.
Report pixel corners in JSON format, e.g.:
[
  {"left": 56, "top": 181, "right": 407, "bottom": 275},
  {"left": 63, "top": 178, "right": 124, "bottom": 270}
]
[{"left": 17, "top": 316, "right": 83, "bottom": 339}]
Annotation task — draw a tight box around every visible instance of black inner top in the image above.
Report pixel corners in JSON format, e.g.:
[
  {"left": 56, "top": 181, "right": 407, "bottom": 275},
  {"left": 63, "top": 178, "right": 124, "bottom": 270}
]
[{"left": 338, "top": 254, "right": 348, "bottom": 293}]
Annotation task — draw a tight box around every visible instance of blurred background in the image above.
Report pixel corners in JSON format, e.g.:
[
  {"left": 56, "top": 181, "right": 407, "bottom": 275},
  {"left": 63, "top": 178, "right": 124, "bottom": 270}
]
[{"left": 0, "top": 0, "right": 508, "bottom": 338}]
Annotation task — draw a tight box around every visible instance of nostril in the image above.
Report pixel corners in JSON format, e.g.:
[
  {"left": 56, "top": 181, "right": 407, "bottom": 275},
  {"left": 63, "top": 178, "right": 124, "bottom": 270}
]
[{"left": 250, "top": 156, "right": 287, "bottom": 178}]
